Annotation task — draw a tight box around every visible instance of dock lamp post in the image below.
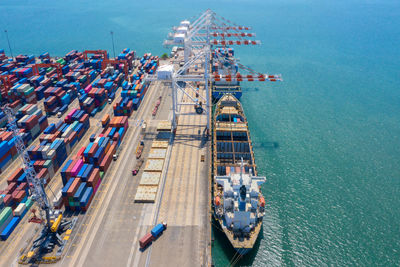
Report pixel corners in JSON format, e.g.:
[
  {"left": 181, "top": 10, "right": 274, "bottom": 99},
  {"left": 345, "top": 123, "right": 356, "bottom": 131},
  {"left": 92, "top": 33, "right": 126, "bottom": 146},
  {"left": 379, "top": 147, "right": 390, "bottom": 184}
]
[
  {"left": 110, "top": 31, "right": 116, "bottom": 59},
  {"left": 4, "top": 30, "right": 13, "bottom": 59}
]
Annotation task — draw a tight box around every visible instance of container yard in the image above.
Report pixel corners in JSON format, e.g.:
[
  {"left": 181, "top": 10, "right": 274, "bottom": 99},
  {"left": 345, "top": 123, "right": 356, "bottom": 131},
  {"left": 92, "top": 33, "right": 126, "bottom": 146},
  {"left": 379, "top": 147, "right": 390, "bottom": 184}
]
[{"left": 0, "top": 9, "right": 280, "bottom": 267}]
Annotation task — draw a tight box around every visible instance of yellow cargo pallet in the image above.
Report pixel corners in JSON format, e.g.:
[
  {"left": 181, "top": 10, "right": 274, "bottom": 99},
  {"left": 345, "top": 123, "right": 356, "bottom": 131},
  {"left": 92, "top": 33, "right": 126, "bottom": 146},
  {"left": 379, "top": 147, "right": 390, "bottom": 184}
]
[
  {"left": 151, "top": 140, "right": 169, "bottom": 148},
  {"left": 139, "top": 171, "right": 161, "bottom": 186},
  {"left": 144, "top": 159, "right": 164, "bottom": 172},
  {"left": 148, "top": 148, "right": 167, "bottom": 159}
]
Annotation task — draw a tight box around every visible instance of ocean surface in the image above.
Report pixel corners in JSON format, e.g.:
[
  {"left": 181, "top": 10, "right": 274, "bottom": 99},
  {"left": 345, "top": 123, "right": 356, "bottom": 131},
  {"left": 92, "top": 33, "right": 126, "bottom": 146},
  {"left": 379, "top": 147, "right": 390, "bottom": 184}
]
[{"left": 1, "top": 0, "right": 400, "bottom": 266}]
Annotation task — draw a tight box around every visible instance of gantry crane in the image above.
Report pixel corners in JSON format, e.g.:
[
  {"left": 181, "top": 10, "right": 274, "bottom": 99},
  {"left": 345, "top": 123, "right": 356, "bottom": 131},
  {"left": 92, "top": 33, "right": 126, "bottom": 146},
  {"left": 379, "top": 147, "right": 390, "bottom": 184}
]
[
  {"left": 164, "top": 9, "right": 262, "bottom": 63},
  {"left": 150, "top": 10, "right": 282, "bottom": 132},
  {"left": 32, "top": 63, "right": 63, "bottom": 80},
  {"left": 83, "top": 50, "right": 108, "bottom": 61},
  {"left": 0, "top": 74, "right": 13, "bottom": 92},
  {"left": 2, "top": 106, "right": 71, "bottom": 264}
]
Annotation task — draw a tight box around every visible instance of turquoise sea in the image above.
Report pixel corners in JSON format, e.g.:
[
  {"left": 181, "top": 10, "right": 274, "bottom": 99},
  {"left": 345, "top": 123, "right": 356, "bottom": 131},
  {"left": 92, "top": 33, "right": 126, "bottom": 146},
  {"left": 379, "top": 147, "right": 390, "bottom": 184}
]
[{"left": 1, "top": 0, "right": 400, "bottom": 266}]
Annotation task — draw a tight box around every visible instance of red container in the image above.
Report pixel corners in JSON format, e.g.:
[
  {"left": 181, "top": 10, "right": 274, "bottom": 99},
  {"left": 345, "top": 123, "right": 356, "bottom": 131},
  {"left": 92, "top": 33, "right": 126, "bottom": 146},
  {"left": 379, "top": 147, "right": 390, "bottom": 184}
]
[
  {"left": 139, "top": 233, "right": 153, "bottom": 249},
  {"left": 88, "top": 143, "right": 98, "bottom": 157},
  {"left": 5, "top": 182, "right": 18, "bottom": 194},
  {"left": 3, "top": 194, "right": 12, "bottom": 206},
  {"left": 87, "top": 168, "right": 100, "bottom": 188},
  {"left": 66, "top": 178, "right": 81, "bottom": 197},
  {"left": 99, "top": 153, "right": 112, "bottom": 172},
  {"left": 76, "top": 146, "right": 86, "bottom": 159},
  {"left": 7, "top": 168, "right": 24, "bottom": 185}
]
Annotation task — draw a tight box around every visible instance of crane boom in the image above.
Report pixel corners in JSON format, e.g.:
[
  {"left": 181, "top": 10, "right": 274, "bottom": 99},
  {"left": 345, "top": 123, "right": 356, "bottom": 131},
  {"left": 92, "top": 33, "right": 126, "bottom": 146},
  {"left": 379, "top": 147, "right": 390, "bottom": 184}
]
[{"left": 2, "top": 106, "right": 51, "bottom": 229}]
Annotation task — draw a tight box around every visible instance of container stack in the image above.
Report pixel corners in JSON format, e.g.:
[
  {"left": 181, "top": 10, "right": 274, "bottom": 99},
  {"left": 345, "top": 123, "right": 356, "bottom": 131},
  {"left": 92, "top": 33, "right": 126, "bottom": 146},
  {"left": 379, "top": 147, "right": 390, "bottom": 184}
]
[
  {"left": 27, "top": 109, "right": 90, "bottom": 181},
  {"left": 0, "top": 132, "right": 17, "bottom": 173},
  {"left": 137, "top": 53, "right": 159, "bottom": 75},
  {"left": 113, "top": 98, "right": 134, "bottom": 116},
  {"left": 0, "top": 104, "right": 48, "bottom": 173},
  {"left": 0, "top": 167, "right": 34, "bottom": 240},
  {"left": 17, "top": 104, "right": 49, "bottom": 140},
  {"left": 117, "top": 53, "right": 157, "bottom": 114},
  {"left": 117, "top": 48, "right": 135, "bottom": 69},
  {"left": 60, "top": 115, "right": 128, "bottom": 212},
  {"left": 8, "top": 83, "right": 37, "bottom": 104},
  {"left": 43, "top": 86, "right": 77, "bottom": 116}
]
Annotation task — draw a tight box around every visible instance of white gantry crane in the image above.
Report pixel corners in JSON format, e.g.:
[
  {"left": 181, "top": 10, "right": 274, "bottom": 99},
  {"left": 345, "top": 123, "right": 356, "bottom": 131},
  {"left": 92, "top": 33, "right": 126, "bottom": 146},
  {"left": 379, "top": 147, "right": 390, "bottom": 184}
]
[{"left": 151, "top": 9, "right": 282, "bottom": 132}]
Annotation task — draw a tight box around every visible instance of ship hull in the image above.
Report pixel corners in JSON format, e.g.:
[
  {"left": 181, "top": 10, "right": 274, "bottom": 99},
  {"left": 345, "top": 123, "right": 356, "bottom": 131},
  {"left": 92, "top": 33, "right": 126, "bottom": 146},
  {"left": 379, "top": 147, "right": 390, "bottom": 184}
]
[{"left": 212, "top": 94, "right": 264, "bottom": 255}]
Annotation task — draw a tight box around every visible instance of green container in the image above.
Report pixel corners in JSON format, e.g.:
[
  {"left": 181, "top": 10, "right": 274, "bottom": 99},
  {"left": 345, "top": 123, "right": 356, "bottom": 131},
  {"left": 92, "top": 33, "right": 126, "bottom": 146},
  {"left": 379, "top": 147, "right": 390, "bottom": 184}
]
[
  {"left": 0, "top": 207, "right": 12, "bottom": 226},
  {"left": 69, "top": 201, "right": 75, "bottom": 207},
  {"left": 79, "top": 75, "right": 87, "bottom": 83},
  {"left": 100, "top": 171, "right": 104, "bottom": 179},
  {"left": 46, "top": 67, "right": 53, "bottom": 73},
  {"left": 70, "top": 121, "right": 79, "bottom": 130},
  {"left": 56, "top": 58, "right": 66, "bottom": 65},
  {"left": 24, "top": 87, "right": 34, "bottom": 96},
  {"left": 25, "top": 198, "right": 33, "bottom": 208}
]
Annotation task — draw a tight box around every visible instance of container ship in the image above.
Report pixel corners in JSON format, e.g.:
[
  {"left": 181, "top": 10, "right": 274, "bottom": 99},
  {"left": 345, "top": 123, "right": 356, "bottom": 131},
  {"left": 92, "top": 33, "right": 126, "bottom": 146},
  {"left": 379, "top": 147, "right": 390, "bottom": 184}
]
[
  {"left": 212, "top": 94, "right": 266, "bottom": 255},
  {"left": 211, "top": 48, "right": 242, "bottom": 100}
]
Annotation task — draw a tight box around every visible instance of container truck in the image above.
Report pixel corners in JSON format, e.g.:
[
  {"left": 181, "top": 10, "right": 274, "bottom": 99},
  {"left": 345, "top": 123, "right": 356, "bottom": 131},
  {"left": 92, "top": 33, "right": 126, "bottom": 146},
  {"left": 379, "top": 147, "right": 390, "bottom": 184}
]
[
  {"left": 136, "top": 140, "right": 144, "bottom": 159},
  {"left": 132, "top": 159, "right": 144, "bottom": 176},
  {"left": 139, "top": 222, "right": 167, "bottom": 249},
  {"left": 151, "top": 222, "right": 167, "bottom": 238}
]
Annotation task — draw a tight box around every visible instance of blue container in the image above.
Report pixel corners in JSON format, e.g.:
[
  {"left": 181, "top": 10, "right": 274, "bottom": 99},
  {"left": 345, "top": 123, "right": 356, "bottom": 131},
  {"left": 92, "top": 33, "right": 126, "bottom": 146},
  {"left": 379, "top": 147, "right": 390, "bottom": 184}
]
[
  {"left": 151, "top": 223, "right": 165, "bottom": 238},
  {"left": 80, "top": 187, "right": 93, "bottom": 207},
  {"left": 62, "top": 178, "right": 75, "bottom": 197},
  {"left": 77, "top": 164, "right": 88, "bottom": 178},
  {"left": 0, "top": 217, "right": 20, "bottom": 240},
  {"left": 73, "top": 182, "right": 87, "bottom": 201},
  {"left": 82, "top": 164, "right": 93, "bottom": 180}
]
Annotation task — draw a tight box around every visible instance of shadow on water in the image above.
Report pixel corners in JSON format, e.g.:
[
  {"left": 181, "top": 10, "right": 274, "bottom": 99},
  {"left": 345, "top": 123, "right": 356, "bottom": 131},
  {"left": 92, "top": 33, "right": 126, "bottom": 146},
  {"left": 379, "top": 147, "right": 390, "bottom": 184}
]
[
  {"left": 241, "top": 87, "right": 260, "bottom": 93},
  {"left": 253, "top": 141, "right": 280, "bottom": 150},
  {"left": 212, "top": 217, "right": 263, "bottom": 267}
]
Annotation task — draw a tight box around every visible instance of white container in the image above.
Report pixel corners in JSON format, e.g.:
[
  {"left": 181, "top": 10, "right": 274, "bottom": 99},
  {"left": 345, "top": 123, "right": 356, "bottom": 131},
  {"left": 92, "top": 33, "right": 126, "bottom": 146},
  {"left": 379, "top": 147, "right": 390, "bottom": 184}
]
[
  {"left": 52, "top": 191, "right": 62, "bottom": 207},
  {"left": 14, "top": 203, "right": 26, "bottom": 217},
  {"left": 27, "top": 104, "right": 39, "bottom": 115},
  {"left": 46, "top": 149, "right": 56, "bottom": 159}
]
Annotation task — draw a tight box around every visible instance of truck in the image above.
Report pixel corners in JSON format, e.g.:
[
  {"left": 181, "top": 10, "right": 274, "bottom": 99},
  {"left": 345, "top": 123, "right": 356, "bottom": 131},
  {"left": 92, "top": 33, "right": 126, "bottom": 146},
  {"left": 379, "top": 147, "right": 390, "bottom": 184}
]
[
  {"left": 141, "top": 121, "right": 147, "bottom": 134},
  {"left": 151, "top": 222, "right": 168, "bottom": 238},
  {"left": 139, "top": 222, "right": 167, "bottom": 249},
  {"left": 132, "top": 159, "right": 144, "bottom": 176},
  {"left": 135, "top": 140, "right": 144, "bottom": 159}
]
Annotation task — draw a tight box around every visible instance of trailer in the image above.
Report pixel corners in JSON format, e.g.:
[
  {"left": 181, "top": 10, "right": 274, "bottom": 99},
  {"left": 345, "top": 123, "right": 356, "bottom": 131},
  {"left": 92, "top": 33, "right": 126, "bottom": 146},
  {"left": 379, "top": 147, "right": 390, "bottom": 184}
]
[
  {"left": 136, "top": 140, "right": 145, "bottom": 159},
  {"left": 132, "top": 159, "right": 144, "bottom": 176},
  {"left": 139, "top": 232, "right": 153, "bottom": 249},
  {"left": 139, "top": 222, "right": 167, "bottom": 250}
]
